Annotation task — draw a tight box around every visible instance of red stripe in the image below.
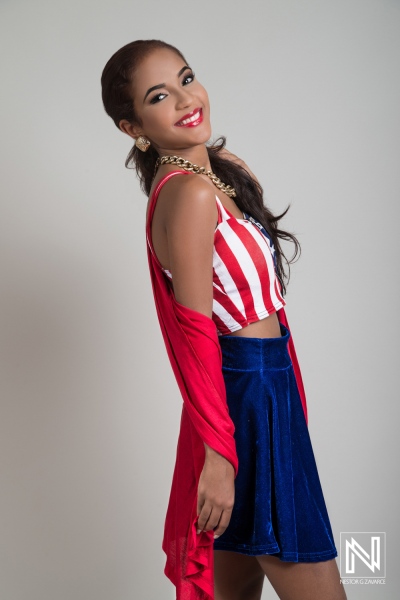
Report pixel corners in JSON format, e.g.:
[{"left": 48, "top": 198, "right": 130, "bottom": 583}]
[
  {"left": 227, "top": 220, "right": 274, "bottom": 314},
  {"left": 247, "top": 223, "right": 284, "bottom": 304},
  {"left": 214, "top": 227, "right": 258, "bottom": 319},
  {"left": 212, "top": 285, "right": 247, "bottom": 326},
  {"left": 213, "top": 270, "right": 225, "bottom": 290},
  {"left": 213, "top": 271, "right": 247, "bottom": 326},
  {"left": 274, "top": 277, "right": 284, "bottom": 304},
  {"left": 212, "top": 312, "right": 231, "bottom": 336},
  {"left": 215, "top": 200, "right": 223, "bottom": 226},
  {"left": 246, "top": 222, "right": 285, "bottom": 307}
]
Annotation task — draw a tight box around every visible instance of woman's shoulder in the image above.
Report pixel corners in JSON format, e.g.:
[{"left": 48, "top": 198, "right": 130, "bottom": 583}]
[{"left": 152, "top": 169, "right": 218, "bottom": 228}]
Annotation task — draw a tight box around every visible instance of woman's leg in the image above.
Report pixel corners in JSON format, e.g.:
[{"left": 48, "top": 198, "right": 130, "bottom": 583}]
[
  {"left": 214, "top": 550, "right": 265, "bottom": 600},
  {"left": 255, "top": 555, "right": 347, "bottom": 600}
]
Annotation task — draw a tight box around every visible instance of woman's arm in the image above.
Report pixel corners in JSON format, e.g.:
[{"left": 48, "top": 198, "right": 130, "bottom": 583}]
[
  {"left": 162, "top": 174, "right": 235, "bottom": 539},
  {"left": 163, "top": 175, "right": 216, "bottom": 317}
]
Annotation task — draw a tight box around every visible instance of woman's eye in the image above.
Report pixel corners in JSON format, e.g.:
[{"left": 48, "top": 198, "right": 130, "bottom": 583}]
[
  {"left": 183, "top": 72, "right": 195, "bottom": 85},
  {"left": 150, "top": 93, "right": 167, "bottom": 104}
]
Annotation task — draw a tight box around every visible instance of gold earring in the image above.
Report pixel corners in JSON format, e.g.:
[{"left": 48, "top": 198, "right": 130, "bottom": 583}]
[{"left": 136, "top": 135, "right": 151, "bottom": 152}]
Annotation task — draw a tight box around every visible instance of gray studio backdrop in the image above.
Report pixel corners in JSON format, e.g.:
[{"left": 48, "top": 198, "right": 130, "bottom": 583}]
[{"left": 0, "top": 0, "right": 399, "bottom": 599}]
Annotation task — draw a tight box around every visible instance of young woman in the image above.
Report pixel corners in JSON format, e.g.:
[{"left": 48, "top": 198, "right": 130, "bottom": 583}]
[{"left": 101, "top": 40, "right": 347, "bottom": 600}]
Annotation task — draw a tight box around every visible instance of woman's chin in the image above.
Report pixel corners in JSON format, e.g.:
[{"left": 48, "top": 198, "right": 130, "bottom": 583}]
[{"left": 180, "top": 126, "right": 212, "bottom": 148}]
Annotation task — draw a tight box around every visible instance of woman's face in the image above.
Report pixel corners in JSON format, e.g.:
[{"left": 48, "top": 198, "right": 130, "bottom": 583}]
[{"left": 122, "top": 48, "right": 212, "bottom": 154}]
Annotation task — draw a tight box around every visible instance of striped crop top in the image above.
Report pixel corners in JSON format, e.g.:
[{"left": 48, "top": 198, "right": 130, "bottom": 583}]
[{"left": 148, "top": 171, "right": 286, "bottom": 336}]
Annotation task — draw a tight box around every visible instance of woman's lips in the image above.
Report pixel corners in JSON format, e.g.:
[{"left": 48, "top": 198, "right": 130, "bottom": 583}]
[{"left": 174, "top": 107, "right": 203, "bottom": 127}]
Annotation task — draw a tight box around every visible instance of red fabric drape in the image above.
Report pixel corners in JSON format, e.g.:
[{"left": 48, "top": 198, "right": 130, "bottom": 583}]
[{"left": 145, "top": 171, "right": 308, "bottom": 599}]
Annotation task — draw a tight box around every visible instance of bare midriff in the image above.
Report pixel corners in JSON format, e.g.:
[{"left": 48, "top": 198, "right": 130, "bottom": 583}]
[{"left": 222, "top": 311, "right": 282, "bottom": 339}]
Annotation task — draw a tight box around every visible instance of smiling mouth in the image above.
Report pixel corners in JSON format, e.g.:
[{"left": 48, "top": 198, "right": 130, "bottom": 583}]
[{"left": 174, "top": 108, "right": 203, "bottom": 127}]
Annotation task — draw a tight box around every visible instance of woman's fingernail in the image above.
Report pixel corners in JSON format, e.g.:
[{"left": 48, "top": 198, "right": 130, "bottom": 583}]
[
  {"left": 197, "top": 529, "right": 201, "bottom": 535},
  {"left": 214, "top": 534, "right": 220, "bottom": 539}
]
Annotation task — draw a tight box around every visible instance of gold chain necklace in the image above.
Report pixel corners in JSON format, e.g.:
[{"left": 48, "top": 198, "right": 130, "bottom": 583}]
[{"left": 153, "top": 155, "right": 237, "bottom": 198}]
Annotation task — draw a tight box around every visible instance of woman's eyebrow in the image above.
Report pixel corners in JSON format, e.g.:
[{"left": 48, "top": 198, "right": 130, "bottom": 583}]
[{"left": 143, "top": 65, "right": 191, "bottom": 103}]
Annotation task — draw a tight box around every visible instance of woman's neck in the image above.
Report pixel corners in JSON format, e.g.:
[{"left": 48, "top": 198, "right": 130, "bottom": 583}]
[{"left": 157, "top": 144, "right": 211, "bottom": 171}]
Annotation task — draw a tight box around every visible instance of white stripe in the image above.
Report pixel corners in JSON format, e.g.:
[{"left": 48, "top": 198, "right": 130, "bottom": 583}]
[
  {"left": 212, "top": 281, "right": 225, "bottom": 294},
  {"left": 212, "top": 298, "right": 242, "bottom": 331},
  {"left": 216, "top": 221, "right": 268, "bottom": 317},
  {"left": 244, "top": 222, "right": 284, "bottom": 306},
  {"left": 213, "top": 247, "right": 246, "bottom": 318}
]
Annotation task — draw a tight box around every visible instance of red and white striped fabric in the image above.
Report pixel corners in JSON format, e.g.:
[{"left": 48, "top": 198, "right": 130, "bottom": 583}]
[
  {"left": 211, "top": 196, "right": 286, "bottom": 335},
  {"left": 155, "top": 171, "right": 286, "bottom": 336}
]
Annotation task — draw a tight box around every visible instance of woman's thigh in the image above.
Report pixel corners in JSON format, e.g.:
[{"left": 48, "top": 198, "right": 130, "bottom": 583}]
[
  {"left": 255, "top": 555, "right": 347, "bottom": 600},
  {"left": 214, "top": 550, "right": 265, "bottom": 600}
]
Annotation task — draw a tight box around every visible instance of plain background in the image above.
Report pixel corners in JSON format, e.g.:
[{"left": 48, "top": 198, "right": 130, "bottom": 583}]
[{"left": 0, "top": 0, "right": 399, "bottom": 598}]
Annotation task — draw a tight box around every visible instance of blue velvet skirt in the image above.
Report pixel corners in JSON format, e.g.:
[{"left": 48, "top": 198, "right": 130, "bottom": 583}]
[{"left": 213, "top": 322, "right": 338, "bottom": 562}]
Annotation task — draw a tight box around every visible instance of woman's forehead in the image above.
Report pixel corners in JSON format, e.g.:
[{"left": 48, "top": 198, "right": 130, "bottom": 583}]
[{"left": 133, "top": 48, "right": 188, "bottom": 88}]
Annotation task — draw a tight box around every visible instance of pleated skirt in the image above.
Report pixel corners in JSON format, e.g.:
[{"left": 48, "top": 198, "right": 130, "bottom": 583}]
[{"left": 213, "top": 322, "right": 338, "bottom": 562}]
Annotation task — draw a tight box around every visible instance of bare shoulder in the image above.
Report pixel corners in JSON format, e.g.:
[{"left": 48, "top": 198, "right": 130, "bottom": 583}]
[
  {"left": 158, "top": 173, "right": 218, "bottom": 229},
  {"left": 157, "top": 174, "right": 218, "bottom": 315}
]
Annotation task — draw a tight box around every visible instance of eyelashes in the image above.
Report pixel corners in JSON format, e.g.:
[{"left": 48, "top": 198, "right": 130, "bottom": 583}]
[
  {"left": 149, "top": 93, "right": 167, "bottom": 104},
  {"left": 183, "top": 71, "right": 195, "bottom": 85},
  {"left": 149, "top": 71, "right": 195, "bottom": 104}
]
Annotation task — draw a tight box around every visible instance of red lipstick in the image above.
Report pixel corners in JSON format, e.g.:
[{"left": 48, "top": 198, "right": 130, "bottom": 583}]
[{"left": 174, "top": 107, "right": 203, "bottom": 127}]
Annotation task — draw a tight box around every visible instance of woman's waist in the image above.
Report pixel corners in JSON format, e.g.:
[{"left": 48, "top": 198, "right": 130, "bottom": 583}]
[{"left": 218, "top": 322, "right": 292, "bottom": 371}]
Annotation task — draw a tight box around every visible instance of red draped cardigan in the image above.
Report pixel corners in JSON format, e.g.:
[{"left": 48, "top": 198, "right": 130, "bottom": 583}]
[{"left": 145, "top": 172, "right": 308, "bottom": 599}]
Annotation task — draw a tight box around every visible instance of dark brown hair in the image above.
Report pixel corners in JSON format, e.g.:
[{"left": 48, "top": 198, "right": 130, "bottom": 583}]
[{"left": 101, "top": 39, "right": 301, "bottom": 295}]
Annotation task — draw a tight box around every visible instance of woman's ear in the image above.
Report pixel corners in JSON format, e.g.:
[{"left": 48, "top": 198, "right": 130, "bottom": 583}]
[{"left": 118, "top": 119, "right": 143, "bottom": 140}]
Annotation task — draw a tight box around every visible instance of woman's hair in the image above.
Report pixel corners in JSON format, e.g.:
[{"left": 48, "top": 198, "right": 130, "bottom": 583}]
[{"left": 101, "top": 39, "right": 300, "bottom": 295}]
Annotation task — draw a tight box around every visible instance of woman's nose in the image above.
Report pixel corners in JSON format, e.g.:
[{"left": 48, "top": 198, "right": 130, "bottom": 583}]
[{"left": 175, "top": 87, "right": 193, "bottom": 109}]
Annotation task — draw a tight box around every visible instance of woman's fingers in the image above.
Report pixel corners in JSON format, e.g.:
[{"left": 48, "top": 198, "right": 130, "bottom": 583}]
[
  {"left": 196, "top": 505, "right": 233, "bottom": 539},
  {"left": 197, "top": 505, "right": 221, "bottom": 531},
  {"left": 212, "top": 507, "right": 233, "bottom": 538},
  {"left": 197, "top": 501, "right": 214, "bottom": 533}
]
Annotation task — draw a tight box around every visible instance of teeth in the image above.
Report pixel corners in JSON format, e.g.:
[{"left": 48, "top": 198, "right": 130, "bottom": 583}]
[{"left": 178, "top": 110, "right": 201, "bottom": 125}]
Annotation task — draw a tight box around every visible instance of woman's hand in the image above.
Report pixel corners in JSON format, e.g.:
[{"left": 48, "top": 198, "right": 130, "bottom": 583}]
[
  {"left": 218, "top": 147, "right": 261, "bottom": 186},
  {"left": 196, "top": 444, "right": 235, "bottom": 539}
]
